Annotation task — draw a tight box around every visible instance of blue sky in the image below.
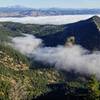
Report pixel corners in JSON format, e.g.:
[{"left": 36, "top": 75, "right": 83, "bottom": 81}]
[{"left": 0, "top": 0, "right": 100, "bottom": 8}]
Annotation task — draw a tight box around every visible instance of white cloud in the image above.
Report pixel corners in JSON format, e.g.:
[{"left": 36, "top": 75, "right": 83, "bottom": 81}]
[
  {"left": 33, "top": 45, "right": 100, "bottom": 78},
  {"left": 10, "top": 34, "right": 42, "bottom": 56},
  {"left": 10, "top": 34, "right": 100, "bottom": 79},
  {"left": 0, "top": 15, "right": 99, "bottom": 25}
]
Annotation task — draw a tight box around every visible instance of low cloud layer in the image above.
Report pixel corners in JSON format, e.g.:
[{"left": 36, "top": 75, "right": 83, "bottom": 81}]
[
  {"left": 11, "top": 34, "right": 42, "bottom": 56},
  {"left": 11, "top": 34, "right": 100, "bottom": 78},
  {"left": 0, "top": 15, "right": 99, "bottom": 25},
  {"left": 33, "top": 45, "right": 100, "bottom": 78}
]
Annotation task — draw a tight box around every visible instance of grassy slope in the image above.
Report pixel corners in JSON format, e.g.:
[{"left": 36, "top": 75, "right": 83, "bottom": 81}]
[{"left": 0, "top": 43, "right": 64, "bottom": 100}]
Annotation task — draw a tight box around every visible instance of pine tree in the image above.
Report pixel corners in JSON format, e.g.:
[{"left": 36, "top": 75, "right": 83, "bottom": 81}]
[{"left": 87, "top": 75, "right": 100, "bottom": 100}]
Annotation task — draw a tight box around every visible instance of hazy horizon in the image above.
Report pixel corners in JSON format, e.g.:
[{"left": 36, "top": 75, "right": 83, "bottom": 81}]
[
  {"left": 1, "top": 5, "right": 100, "bottom": 9},
  {"left": 0, "top": 0, "right": 100, "bottom": 9}
]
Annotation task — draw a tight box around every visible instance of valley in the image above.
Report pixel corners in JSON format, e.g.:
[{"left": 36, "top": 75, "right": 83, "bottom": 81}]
[{"left": 0, "top": 15, "right": 100, "bottom": 100}]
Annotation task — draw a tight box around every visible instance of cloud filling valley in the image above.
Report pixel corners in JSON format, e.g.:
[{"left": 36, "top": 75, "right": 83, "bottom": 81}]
[{"left": 10, "top": 34, "right": 100, "bottom": 78}]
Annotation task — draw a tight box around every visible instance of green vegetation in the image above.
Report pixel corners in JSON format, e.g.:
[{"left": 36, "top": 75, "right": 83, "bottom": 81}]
[
  {"left": 0, "top": 65, "right": 63, "bottom": 99},
  {"left": 0, "top": 22, "right": 64, "bottom": 37},
  {"left": 0, "top": 43, "right": 63, "bottom": 99},
  {"left": 0, "top": 22, "right": 65, "bottom": 99},
  {"left": 86, "top": 75, "right": 100, "bottom": 100}
]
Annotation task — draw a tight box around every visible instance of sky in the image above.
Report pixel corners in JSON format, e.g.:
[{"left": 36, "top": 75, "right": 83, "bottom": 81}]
[{"left": 0, "top": 0, "right": 100, "bottom": 8}]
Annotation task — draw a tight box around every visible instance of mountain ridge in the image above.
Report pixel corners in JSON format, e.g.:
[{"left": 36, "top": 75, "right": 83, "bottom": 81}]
[
  {"left": 0, "top": 6, "right": 100, "bottom": 17},
  {"left": 0, "top": 15, "right": 99, "bottom": 50},
  {"left": 40, "top": 16, "right": 100, "bottom": 50}
]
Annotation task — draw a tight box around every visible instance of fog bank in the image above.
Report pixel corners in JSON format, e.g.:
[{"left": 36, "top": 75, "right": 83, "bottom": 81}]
[
  {"left": 0, "top": 15, "right": 100, "bottom": 25},
  {"left": 10, "top": 34, "right": 100, "bottom": 78},
  {"left": 11, "top": 34, "right": 42, "bottom": 56}
]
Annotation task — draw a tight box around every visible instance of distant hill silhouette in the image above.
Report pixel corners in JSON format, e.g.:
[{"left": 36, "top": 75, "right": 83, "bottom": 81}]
[{"left": 40, "top": 16, "right": 100, "bottom": 50}]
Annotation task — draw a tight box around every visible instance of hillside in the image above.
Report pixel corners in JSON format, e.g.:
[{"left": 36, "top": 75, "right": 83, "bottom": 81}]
[
  {"left": 41, "top": 16, "right": 100, "bottom": 50},
  {"left": 0, "top": 22, "right": 65, "bottom": 99},
  {"left": 0, "top": 43, "right": 64, "bottom": 99},
  {"left": 0, "top": 22, "right": 64, "bottom": 36}
]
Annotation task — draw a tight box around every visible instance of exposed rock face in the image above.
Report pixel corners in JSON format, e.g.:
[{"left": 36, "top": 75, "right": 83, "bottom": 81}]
[{"left": 65, "top": 36, "right": 75, "bottom": 47}]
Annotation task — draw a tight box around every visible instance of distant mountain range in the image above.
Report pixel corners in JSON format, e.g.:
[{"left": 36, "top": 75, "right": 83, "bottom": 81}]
[{"left": 0, "top": 6, "right": 100, "bottom": 17}]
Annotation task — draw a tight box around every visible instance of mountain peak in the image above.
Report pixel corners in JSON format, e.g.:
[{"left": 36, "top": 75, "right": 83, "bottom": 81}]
[
  {"left": 90, "top": 15, "right": 100, "bottom": 20},
  {"left": 88, "top": 15, "right": 100, "bottom": 22},
  {"left": 87, "top": 16, "right": 100, "bottom": 30}
]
